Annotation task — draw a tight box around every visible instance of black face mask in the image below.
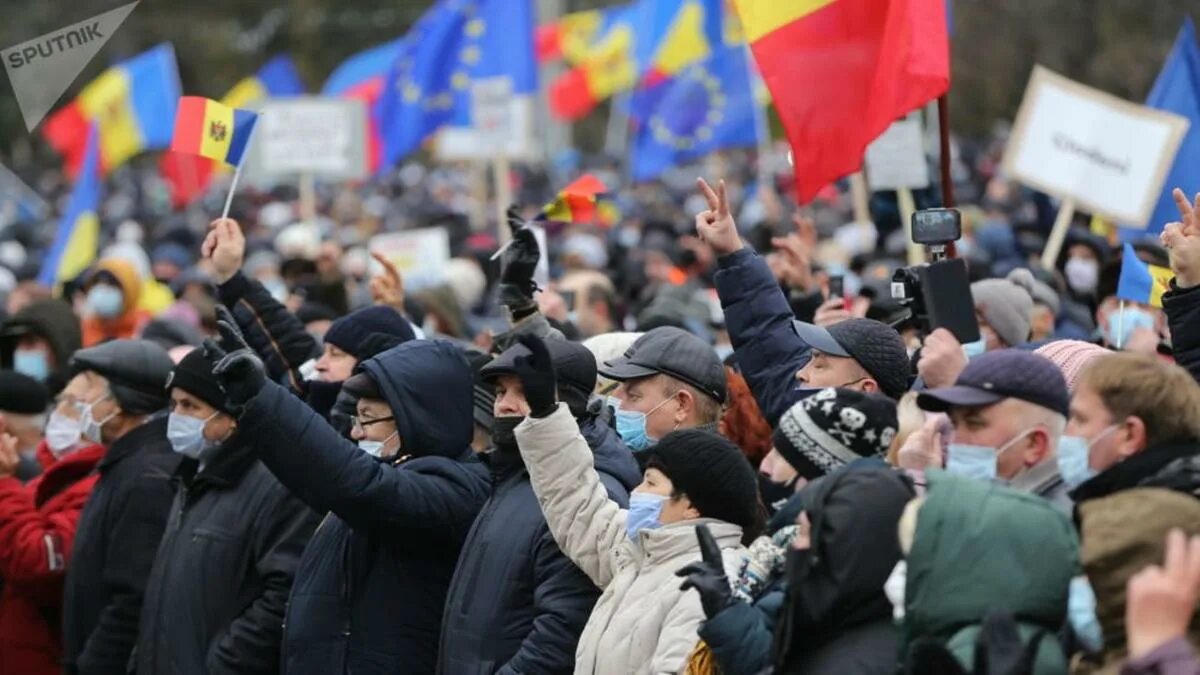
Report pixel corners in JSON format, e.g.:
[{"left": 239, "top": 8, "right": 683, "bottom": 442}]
[
  {"left": 491, "top": 416, "right": 524, "bottom": 452},
  {"left": 758, "top": 473, "right": 799, "bottom": 515}
]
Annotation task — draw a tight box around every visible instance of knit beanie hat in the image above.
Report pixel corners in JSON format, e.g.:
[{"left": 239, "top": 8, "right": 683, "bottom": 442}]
[
  {"left": 644, "top": 429, "right": 760, "bottom": 534},
  {"left": 1008, "top": 268, "right": 1061, "bottom": 315},
  {"left": 0, "top": 371, "right": 49, "bottom": 414},
  {"left": 166, "top": 348, "right": 231, "bottom": 414},
  {"left": 323, "top": 306, "right": 416, "bottom": 361},
  {"left": 773, "top": 388, "right": 898, "bottom": 480},
  {"left": 971, "top": 276, "right": 1034, "bottom": 347},
  {"left": 1034, "top": 340, "right": 1111, "bottom": 392}
]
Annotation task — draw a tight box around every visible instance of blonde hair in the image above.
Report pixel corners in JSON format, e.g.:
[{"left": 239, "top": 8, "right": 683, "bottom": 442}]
[{"left": 1077, "top": 353, "right": 1200, "bottom": 448}]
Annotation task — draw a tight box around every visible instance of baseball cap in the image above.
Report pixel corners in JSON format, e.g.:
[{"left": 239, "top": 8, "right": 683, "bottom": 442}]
[
  {"left": 792, "top": 318, "right": 910, "bottom": 399},
  {"left": 480, "top": 338, "right": 598, "bottom": 417},
  {"left": 598, "top": 326, "right": 726, "bottom": 403},
  {"left": 917, "top": 349, "right": 1069, "bottom": 416}
]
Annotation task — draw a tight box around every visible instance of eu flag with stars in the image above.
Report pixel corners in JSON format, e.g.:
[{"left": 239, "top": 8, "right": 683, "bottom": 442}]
[{"left": 630, "top": 44, "right": 762, "bottom": 181}]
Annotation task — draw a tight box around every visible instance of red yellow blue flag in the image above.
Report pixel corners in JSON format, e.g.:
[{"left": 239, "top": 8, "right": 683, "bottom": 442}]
[
  {"left": 38, "top": 124, "right": 101, "bottom": 287},
  {"left": 170, "top": 96, "right": 258, "bottom": 166}
]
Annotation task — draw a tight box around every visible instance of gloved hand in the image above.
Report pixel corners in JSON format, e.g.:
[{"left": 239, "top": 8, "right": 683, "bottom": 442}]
[
  {"left": 676, "top": 524, "right": 734, "bottom": 619},
  {"left": 499, "top": 206, "right": 541, "bottom": 312},
  {"left": 512, "top": 334, "right": 558, "bottom": 418},
  {"left": 207, "top": 306, "right": 267, "bottom": 411}
]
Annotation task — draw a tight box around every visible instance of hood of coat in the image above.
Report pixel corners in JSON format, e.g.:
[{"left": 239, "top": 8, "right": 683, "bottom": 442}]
[
  {"left": 785, "top": 465, "right": 914, "bottom": 637},
  {"left": 634, "top": 518, "right": 743, "bottom": 566},
  {"left": 0, "top": 299, "right": 83, "bottom": 389},
  {"left": 904, "top": 471, "right": 1079, "bottom": 645},
  {"left": 361, "top": 340, "right": 474, "bottom": 460},
  {"left": 1078, "top": 488, "right": 1200, "bottom": 655},
  {"left": 579, "top": 415, "right": 641, "bottom": 493}
]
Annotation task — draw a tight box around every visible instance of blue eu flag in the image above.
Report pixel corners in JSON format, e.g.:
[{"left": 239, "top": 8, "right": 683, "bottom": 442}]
[{"left": 630, "top": 44, "right": 762, "bottom": 182}]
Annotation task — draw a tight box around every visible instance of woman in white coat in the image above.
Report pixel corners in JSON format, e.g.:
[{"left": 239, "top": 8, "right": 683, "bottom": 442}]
[{"left": 506, "top": 335, "right": 763, "bottom": 674}]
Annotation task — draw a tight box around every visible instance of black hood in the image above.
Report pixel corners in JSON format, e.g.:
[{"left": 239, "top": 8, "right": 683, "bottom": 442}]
[
  {"left": 361, "top": 340, "right": 474, "bottom": 459},
  {"left": 0, "top": 299, "right": 82, "bottom": 393}
]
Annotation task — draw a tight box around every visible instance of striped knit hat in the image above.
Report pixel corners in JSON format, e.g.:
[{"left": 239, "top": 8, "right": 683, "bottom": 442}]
[
  {"left": 1033, "top": 340, "right": 1111, "bottom": 392},
  {"left": 773, "top": 388, "right": 898, "bottom": 480}
]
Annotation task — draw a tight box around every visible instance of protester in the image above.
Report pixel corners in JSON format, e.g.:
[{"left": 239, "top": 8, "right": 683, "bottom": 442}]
[
  {"left": 510, "top": 335, "right": 761, "bottom": 673},
  {"left": 0, "top": 371, "right": 50, "bottom": 482},
  {"left": 1014, "top": 268, "right": 1063, "bottom": 343},
  {"left": 1121, "top": 529, "right": 1200, "bottom": 674},
  {"left": 0, "top": 298, "right": 83, "bottom": 395},
  {"left": 49, "top": 340, "right": 179, "bottom": 675},
  {"left": 914, "top": 350, "right": 1071, "bottom": 509},
  {"left": 1162, "top": 188, "right": 1200, "bottom": 384},
  {"left": 718, "top": 365, "right": 774, "bottom": 467},
  {"left": 600, "top": 326, "right": 727, "bottom": 451},
  {"left": 208, "top": 324, "right": 490, "bottom": 674},
  {"left": 134, "top": 348, "right": 320, "bottom": 674},
  {"left": 970, "top": 272, "right": 1035, "bottom": 352},
  {"left": 80, "top": 258, "right": 152, "bottom": 346},
  {"left": 1035, "top": 340, "right": 1112, "bottom": 392},
  {"left": 439, "top": 337, "right": 640, "bottom": 673}
]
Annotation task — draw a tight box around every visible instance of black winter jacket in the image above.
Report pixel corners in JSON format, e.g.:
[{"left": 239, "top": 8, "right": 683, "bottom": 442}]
[
  {"left": 1163, "top": 281, "right": 1200, "bottom": 384},
  {"left": 61, "top": 416, "right": 180, "bottom": 674},
  {"left": 439, "top": 416, "right": 640, "bottom": 674},
  {"left": 135, "top": 433, "right": 319, "bottom": 674},
  {"left": 237, "top": 340, "right": 491, "bottom": 675},
  {"left": 218, "top": 271, "right": 320, "bottom": 397}
]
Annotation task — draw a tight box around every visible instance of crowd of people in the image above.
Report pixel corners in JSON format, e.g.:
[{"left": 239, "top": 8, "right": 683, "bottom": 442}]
[{"left": 2, "top": 133, "right": 1200, "bottom": 674}]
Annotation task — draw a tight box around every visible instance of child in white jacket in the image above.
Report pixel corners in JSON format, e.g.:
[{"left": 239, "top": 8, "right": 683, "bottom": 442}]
[{"left": 506, "top": 335, "right": 762, "bottom": 675}]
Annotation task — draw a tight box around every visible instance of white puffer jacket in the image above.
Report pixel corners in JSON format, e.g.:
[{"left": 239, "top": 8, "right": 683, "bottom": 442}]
[{"left": 516, "top": 405, "right": 747, "bottom": 675}]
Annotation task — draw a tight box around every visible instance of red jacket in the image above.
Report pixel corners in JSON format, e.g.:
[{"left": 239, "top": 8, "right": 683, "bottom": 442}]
[{"left": 0, "top": 440, "right": 105, "bottom": 675}]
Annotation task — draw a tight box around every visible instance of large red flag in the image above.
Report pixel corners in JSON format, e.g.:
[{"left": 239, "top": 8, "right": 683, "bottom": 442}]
[{"left": 737, "top": 0, "right": 950, "bottom": 202}]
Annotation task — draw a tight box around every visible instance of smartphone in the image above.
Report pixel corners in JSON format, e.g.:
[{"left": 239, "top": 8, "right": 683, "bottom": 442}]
[
  {"left": 911, "top": 208, "right": 962, "bottom": 246},
  {"left": 828, "top": 275, "right": 850, "bottom": 311},
  {"left": 918, "top": 258, "right": 981, "bottom": 344}
]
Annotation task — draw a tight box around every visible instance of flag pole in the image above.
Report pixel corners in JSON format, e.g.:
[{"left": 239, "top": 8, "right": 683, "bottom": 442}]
[
  {"left": 1041, "top": 198, "right": 1076, "bottom": 270},
  {"left": 1117, "top": 299, "right": 1126, "bottom": 350},
  {"left": 937, "top": 94, "right": 954, "bottom": 208},
  {"left": 220, "top": 120, "right": 257, "bottom": 221}
]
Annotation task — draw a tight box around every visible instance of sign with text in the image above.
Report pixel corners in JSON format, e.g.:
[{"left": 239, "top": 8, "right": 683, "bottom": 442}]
[
  {"left": 1003, "top": 66, "right": 1190, "bottom": 228},
  {"left": 866, "top": 114, "right": 929, "bottom": 191},
  {"left": 369, "top": 227, "right": 451, "bottom": 291},
  {"left": 249, "top": 97, "right": 367, "bottom": 180}
]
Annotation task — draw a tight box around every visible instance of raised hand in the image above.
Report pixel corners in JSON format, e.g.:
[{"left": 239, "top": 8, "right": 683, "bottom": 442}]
[
  {"left": 207, "top": 311, "right": 267, "bottom": 410},
  {"left": 675, "top": 524, "right": 734, "bottom": 619},
  {"left": 897, "top": 414, "right": 950, "bottom": 471},
  {"left": 1161, "top": 188, "right": 1200, "bottom": 289},
  {"left": 694, "top": 178, "right": 743, "bottom": 256},
  {"left": 369, "top": 251, "right": 406, "bottom": 310},
  {"left": 918, "top": 328, "right": 969, "bottom": 389},
  {"left": 202, "top": 218, "right": 246, "bottom": 285},
  {"left": 1126, "top": 528, "right": 1200, "bottom": 658},
  {"left": 512, "top": 334, "right": 559, "bottom": 418},
  {"left": 0, "top": 433, "right": 19, "bottom": 479},
  {"left": 499, "top": 223, "right": 541, "bottom": 312}
]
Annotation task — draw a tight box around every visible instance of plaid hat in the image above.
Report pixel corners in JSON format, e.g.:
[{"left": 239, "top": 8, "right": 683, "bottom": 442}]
[
  {"left": 599, "top": 326, "right": 726, "bottom": 403},
  {"left": 323, "top": 306, "right": 416, "bottom": 361},
  {"left": 0, "top": 371, "right": 49, "bottom": 414},
  {"left": 972, "top": 277, "right": 1034, "bottom": 347},
  {"left": 481, "top": 338, "right": 597, "bottom": 418},
  {"left": 645, "top": 429, "right": 759, "bottom": 533},
  {"left": 70, "top": 339, "right": 173, "bottom": 414},
  {"left": 1034, "top": 340, "right": 1111, "bottom": 393},
  {"left": 166, "top": 348, "right": 232, "bottom": 414},
  {"left": 918, "top": 349, "right": 1069, "bottom": 417},
  {"left": 792, "top": 319, "right": 910, "bottom": 399},
  {"left": 774, "top": 388, "right": 898, "bottom": 480}
]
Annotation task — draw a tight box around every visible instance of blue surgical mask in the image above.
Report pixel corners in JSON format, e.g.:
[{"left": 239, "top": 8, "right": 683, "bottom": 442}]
[
  {"left": 626, "top": 491, "right": 666, "bottom": 540},
  {"left": 613, "top": 395, "right": 675, "bottom": 452},
  {"left": 946, "top": 430, "right": 1032, "bottom": 483},
  {"left": 14, "top": 348, "right": 49, "bottom": 381},
  {"left": 962, "top": 338, "right": 987, "bottom": 360},
  {"left": 1068, "top": 576, "right": 1104, "bottom": 652},
  {"left": 86, "top": 285, "right": 124, "bottom": 319},
  {"left": 1056, "top": 425, "right": 1117, "bottom": 489},
  {"left": 167, "top": 411, "right": 219, "bottom": 459},
  {"left": 1106, "top": 307, "right": 1156, "bottom": 349},
  {"left": 80, "top": 396, "right": 117, "bottom": 444}
]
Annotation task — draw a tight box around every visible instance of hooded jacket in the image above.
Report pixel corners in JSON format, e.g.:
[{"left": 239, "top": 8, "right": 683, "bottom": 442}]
[
  {"left": 0, "top": 299, "right": 82, "bottom": 395},
  {"left": 515, "top": 404, "right": 748, "bottom": 675},
  {"left": 135, "top": 431, "right": 320, "bottom": 674},
  {"left": 236, "top": 340, "right": 491, "bottom": 674},
  {"left": 699, "top": 465, "right": 914, "bottom": 675},
  {"left": 1074, "top": 488, "right": 1200, "bottom": 674},
  {"left": 0, "top": 441, "right": 104, "bottom": 675},
  {"left": 439, "top": 413, "right": 640, "bottom": 674},
  {"left": 218, "top": 271, "right": 320, "bottom": 395},
  {"left": 81, "top": 258, "right": 151, "bottom": 347},
  {"left": 901, "top": 471, "right": 1079, "bottom": 675},
  {"left": 61, "top": 416, "right": 180, "bottom": 675}
]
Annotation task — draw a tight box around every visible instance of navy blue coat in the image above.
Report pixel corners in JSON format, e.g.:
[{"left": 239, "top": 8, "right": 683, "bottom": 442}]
[
  {"left": 237, "top": 340, "right": 491, "bottom": 675},
  {"left": 1164, "top": 281, "right": 1200, "bottom": 384},
  {"left": 714, "top": 248, "right": 813, "bottom": 426},
  {"left": 439, "top": 416, "right": 640, "bottom": 674}
]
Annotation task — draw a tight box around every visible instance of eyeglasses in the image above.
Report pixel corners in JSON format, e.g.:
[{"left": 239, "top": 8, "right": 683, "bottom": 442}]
[{"left": 351, "top": 415, "right": 395, "bottom": 433}]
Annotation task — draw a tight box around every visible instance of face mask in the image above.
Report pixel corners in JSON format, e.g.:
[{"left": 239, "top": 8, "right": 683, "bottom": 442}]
[
  {"left": 1068, "top": 576, "right": 1104, "bottom": 652},
  {"left": 491, "top": 416, "right": 523, "bottom": 450},
  {"left": 14, "top": 349, "right": 49, "bottom": 381},
  {"left": 167, "top": 412, "right": 220, "bottom": 460},
  {"left": 358, "top": 430, "right": 398, "bottom": 458},
  {"left": 945, "top": 430, "right": 1032, "bottom": 483},
  {"left": 625, "top": 491, "right": 666, "bottom": 540},
  {"left": 757, "top": 473, "right": 798, "bottom": 515},
  {"left": 1065, "top": 257, "right": 1099, "bottom": 294},
  {"left": 45, "top": 410, "right": 83, "bottom": 456},
  {"left": 80, "top": 396, "right": 117, "bottom": 444},
  {"left": 614, "top": 396, "right": 675, "bottom": 452},
  {"left": 1106, "top": 307, "right": 1157, "bottom": 349},
  {"left": 86, "top": 285, "right": 124, "bottom": 319},
  {"left": 883, "top": 560, "right": 907, "bottom": 621},
  {"left": 962, "top": 338, "right": 987, "bottom": 360},
  {"left": 1056, "top": 425, "right": 1118, "bottom": 489}
]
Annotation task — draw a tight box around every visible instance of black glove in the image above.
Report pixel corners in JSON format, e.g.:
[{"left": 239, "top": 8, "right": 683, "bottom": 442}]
[
  {"left": 676, "top": 524, "right": 734, "bottom": 619},
  {"left": 512, "top": 334, "right": 558, "bottom": 418},
  {"left": 499, "top": 206, "right": 540, "bottom": 310},
  {"left": 207, "top": 307, "right": 267, "bottom": 412}
]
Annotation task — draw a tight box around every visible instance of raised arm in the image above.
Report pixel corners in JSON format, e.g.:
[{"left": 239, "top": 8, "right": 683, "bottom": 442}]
[{"left": 1162, "top": 189, "right": 1200, "bottom": 384}]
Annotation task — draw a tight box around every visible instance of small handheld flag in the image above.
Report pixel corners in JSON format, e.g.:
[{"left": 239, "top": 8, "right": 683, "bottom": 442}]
[
  {"left": 171, "top": 96, "right": 259, "bottom": 218},
  {"left": 1116, "top": 242, "right": 1173, "bottom": 308},
  {"left": 541, "top": 174, "right": 609, "bottom": 224}
]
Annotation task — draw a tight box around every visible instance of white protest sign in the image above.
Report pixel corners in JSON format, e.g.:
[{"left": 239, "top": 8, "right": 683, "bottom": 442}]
[
  {"left": 248, "top": 97, "right": 367, "bottom": 180},
  {"left": 435, "top": 79, "right": 537, "bottom": 161},
  {"left": 1003, "top": 66, "right": 1190, "bottom": 228},
  {"left": 369, "top": 227, "right": 451, "bottom": 291},
  {"left": 471, "top": 77, "right": 513, "bottom": 151},
  {"left": 865, "top": 114, "right": 930, "bottom": 190}
]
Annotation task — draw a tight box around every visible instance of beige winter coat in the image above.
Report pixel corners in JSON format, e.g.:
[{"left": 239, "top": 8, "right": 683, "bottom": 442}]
[{"left": 516, "top": 405, "right": 747, "bottom": 675}]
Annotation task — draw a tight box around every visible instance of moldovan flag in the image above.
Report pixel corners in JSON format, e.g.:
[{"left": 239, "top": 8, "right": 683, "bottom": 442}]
[
  {"left": 1117, "top": 243, "right": 1173, "bottom": 308},
  {"left": 38, "top": 125, "right": 101, "bottom": 287},
  {"left": 170, "top": 96, "right": 258, "bottom": 166},
  {"left": 736, "top": 0, "right": 950, "bottom": 202},
  {"left": 541, "top": 174, "right": 609, "bottom": 224}
]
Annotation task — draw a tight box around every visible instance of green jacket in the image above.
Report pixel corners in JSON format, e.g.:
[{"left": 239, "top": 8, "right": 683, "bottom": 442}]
[{"left": 903, "top": 471, "right": 1080, "bottom": 674}]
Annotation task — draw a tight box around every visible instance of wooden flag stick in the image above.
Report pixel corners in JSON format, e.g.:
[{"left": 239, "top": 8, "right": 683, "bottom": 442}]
[{"left": 1041, "top": 198, "right": 1076, "bottom": 270}]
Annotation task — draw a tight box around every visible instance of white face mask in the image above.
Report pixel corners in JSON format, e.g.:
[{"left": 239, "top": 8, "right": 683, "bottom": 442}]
[
  {"left": 80, "top": 396, "right": 117, "bottom": 445},
  {"left": 45, "top": 410, "right": 83, "bottom": 457},
  {"left": 883, "top": 560, "right": 907, "bottom": 621},
  {"left": 1065, "top": 257, "right": 1099, "bottom": 294},
  {"left": 358, "top": 430, "right": 398, "bottom": 458}
]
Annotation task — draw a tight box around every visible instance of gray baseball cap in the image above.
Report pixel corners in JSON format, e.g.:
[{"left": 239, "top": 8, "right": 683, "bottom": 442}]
[{"left": 599, "top": 327, "right": 726, "bottom": 403}]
